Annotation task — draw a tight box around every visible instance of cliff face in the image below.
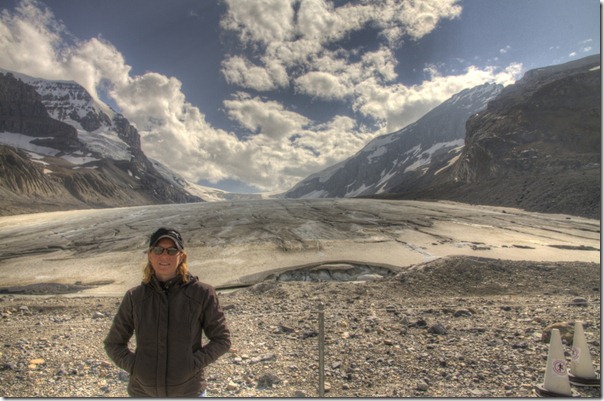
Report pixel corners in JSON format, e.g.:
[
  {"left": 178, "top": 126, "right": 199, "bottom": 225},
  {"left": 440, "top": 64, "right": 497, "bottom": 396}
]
[
  {"left": 0, "top": 72, "right": 202, "bottom": 215},
  {"left": 381, "top": 55, "right": 601, "bottom": 218},
  {"left": 0, "top": 73, "right": 80, "bottom": 151},
  {"left": 452, "top": 56, "right": 600, "bottom": 183}
]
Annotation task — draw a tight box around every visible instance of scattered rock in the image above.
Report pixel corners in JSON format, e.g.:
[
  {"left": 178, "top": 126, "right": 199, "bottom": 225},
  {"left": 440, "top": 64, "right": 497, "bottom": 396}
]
[
  {"left": 569, "top": 297, "right": 589, "bottom": 307},
  {"left": 256, "top": 373, "right": 281, "bottom": 389},
  {"left": 0, "top": 258, "right": 600, "bottom": 398},
  {"left": 226, "top": 381, "right": 239, "bottom": 391},
  {"left": 542, "top": 322, "right": 574, "bottom": 343},
  {"left": 250, "top": 354, "right": 276, "bottom": 364},
  {"left": 428, "top": 323, "right": 447, "bottom": 335},
  {"left": 453, "top": 309, "right": 472, "bottom": 317},
  {"left": 416, "top": 380, "right": 429, "bottom": 391},
  {"left": 278, "top": 324, "right": 295, "bottom": 333}
]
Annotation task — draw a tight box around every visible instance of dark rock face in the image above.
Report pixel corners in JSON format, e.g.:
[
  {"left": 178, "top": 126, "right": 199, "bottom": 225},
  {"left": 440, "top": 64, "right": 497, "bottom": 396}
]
[
  {"left": 287, "top": 55, "right": 600, "bottom": 219},
  {"left": 452, "top": 55, "right": 601, "bottom": 184},
  {"left": 112, "top": 114, "right": 141, "bottom": 154},
  {"left": 0, "top": 72, "right": 202, "bottom": 215},
  {"left": 435, "top": 55, "right": 601, "bottom": 218},
  {"left": 0, "top": 73, "right": 80, "bottom": 151}
]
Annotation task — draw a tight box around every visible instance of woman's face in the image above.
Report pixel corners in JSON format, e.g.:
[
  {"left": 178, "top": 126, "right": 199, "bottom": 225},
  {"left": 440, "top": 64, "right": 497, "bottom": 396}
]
[{"left": 148, "top": 238, "right": 182, "bottom": 282}]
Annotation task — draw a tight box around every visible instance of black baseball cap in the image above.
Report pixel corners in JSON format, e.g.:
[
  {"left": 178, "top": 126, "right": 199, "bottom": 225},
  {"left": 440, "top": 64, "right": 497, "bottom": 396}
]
[{"left": 149, "top": 228, "right": 184, "bottom": 250}]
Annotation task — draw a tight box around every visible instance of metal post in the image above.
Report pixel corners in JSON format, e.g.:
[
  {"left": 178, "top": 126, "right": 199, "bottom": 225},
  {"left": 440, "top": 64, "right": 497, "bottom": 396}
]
[{"left": 318, "top": 303, "right": 325, "bottom": 397}]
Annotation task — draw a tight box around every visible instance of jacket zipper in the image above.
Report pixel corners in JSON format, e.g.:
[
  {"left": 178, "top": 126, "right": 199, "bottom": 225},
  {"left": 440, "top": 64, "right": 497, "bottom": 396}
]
[{"left": 163, "top": 284, "right": 170, "bottom": 397}]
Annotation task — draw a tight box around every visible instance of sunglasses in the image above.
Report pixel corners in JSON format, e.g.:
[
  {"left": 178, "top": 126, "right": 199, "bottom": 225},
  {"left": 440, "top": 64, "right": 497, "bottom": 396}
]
[{"left": 150, "top": 246, "right": 180, "bottom": 256}]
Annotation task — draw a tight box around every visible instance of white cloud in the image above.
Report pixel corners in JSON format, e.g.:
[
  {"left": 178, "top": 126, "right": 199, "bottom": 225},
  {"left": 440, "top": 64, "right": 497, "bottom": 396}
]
[
  {"left": 375, "top": 0, "right": 462, "bottom": 43},
  {"left": 295, "top": 0, "right": 373, "bottom": 43},
  {"left": 0, "top": 0, "right": 131, "bottom": 103},
  {"left": 224, "top": 93, "right": 310, "bottom": 140},
  {"left": 217, "top": 0, "right": 503, "bottom": 141},
  {"left": 294, "top": 71, "right": 350, "bottom": 100},
  {"left": 579, "top": 39, "right": 593, "bottom": 53},
  {"left": 0, "top": 0, "right": 67, "bottom": 81},
  {"left": 220, "top": 0, "right": 463, "bottom": 94},
  {"left": 221, "top": 55, "right": 287, "bottom": 91},
  {"left": 220, "top": 0, "right": 296, "bottom": 45},
  {"left": 353, "top": 63, "right": 522, "bottom": 134},
  {"left": 0, "top": 0, "right": 525, "bottom": 193}
]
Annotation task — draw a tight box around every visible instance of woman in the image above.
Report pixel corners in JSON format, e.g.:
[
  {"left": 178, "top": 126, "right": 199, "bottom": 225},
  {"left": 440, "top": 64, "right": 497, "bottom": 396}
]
[{"left": 104, "top": 228, "right": 231, "bottom": 397}]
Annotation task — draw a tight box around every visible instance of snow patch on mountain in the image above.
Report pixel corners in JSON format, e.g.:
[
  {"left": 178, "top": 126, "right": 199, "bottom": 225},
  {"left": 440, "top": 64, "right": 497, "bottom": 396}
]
[
  {"left": 0, "top": 132, "right": 60, "bottom": 157},
  {"left": 284, "top": 83, "right": 503, "bottom": 199},
  {"left": 76, "top": 129, "right": 131, "bottom": 161},
  {"left": 0, "top": 68, "right": 116, "bottom": 120},
  {"left": 365, "top": 134, "right": 399, "bottom": 162},
  {"left": 404, "top": 139, "right": 464, "bottom": 174},
  {"left": 345, "top": 183, "right": 371, "bottom": 198},
  {"left": 297, "top": 189, "right": 330, "bottom": 199},
  {"left": 434, "top": 146, "right": 464, "bottom": 175}
]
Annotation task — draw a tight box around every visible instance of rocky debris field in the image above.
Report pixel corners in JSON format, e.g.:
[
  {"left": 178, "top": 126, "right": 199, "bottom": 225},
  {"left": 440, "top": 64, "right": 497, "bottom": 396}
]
[{"left": 0, "top": 256, "right": 600, "bottom": 397}]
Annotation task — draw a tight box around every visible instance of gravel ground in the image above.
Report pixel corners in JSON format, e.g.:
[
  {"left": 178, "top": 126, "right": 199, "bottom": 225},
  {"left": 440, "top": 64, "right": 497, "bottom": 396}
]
[{"left": 0, "top": 256, "right": 600, "bottom": 398}]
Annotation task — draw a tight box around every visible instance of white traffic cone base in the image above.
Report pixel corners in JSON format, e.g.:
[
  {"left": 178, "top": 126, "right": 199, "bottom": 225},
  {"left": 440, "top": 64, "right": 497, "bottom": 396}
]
[
  {"left": 534, "top": 383, "right": 580, "bottom": 397},
  {"left": 568, "top": 371, "right": 601, "bottom": 387}
]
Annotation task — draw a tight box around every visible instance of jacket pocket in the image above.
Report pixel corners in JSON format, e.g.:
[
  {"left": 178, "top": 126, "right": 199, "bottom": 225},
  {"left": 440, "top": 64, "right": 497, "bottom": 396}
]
[{"left": 132, "top": 350, "right": 157, "bottom": 387}]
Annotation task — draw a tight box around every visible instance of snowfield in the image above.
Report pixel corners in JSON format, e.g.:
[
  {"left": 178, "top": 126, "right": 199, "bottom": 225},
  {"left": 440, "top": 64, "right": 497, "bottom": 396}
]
[{"left": 0, "top": 199, "right": 599, "bottom": 296}]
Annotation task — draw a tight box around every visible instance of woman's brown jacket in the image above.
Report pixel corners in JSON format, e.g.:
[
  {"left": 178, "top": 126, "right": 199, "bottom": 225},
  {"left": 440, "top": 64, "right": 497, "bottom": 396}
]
[{"left": 104, "top": 274, "right": 231, "bottom": 397}]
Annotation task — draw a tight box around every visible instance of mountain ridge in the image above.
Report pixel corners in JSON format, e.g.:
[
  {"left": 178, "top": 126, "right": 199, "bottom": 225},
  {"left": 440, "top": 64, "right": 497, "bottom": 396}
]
[
  {"left": 384, "top": 55, "right": 601, "bottom": 218},
  {"left": 286, "top": 55, "right": 601, "bottom": 218},
  {"left": 284, "top": 82, "right": 503, "bottom": 198},
  {"left": 0, "top": 71, "right": 204, "bottom": 214}
]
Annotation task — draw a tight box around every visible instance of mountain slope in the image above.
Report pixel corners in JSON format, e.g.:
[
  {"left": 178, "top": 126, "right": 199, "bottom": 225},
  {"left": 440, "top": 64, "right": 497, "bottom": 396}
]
[
  {"left": 284, "top": 83, "right": 503, "bottom": 198},
  {"left": 384, "top": 55, "right": 601, "bottom": 218},
  {"left": 0, "top": 71, "right": 203, "bottom": 215},
  {"left": 285, "top": 55, "right": 600, "bottom": 218}
]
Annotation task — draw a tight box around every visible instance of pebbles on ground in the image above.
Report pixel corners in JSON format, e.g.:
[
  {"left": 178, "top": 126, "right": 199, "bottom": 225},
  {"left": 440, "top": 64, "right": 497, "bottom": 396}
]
[{"left": 0, "top": 257, "right": 600, "bottom": 398}]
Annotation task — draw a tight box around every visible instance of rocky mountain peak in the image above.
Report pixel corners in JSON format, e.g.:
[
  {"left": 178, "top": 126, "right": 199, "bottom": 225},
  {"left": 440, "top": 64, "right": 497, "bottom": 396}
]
[
  {"left": 0, "top": 71, "right": 203, "bottom": 214},
  {"left": 285, "top": 55, "right": 600, "bottom": 218},
  {"left": 379, "top": 54, "right": 601, "bottom": 218},
  {"left": 0, "top": 72, "right": 80, "bottom": 152},
  {"left": 285, "top": 82, "right": 503, "bottom": 199},
  {"left": 452, "top": 55, "right": 601, "bottom": 184},
  {"left": 23, "top": 76, "right": 143, "bottom": 158}
]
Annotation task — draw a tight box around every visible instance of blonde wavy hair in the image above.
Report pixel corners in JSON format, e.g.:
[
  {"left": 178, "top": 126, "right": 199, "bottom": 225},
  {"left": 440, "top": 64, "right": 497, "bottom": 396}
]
[{"left": 142, "top": 250, "right": 189, "bottom": 284}]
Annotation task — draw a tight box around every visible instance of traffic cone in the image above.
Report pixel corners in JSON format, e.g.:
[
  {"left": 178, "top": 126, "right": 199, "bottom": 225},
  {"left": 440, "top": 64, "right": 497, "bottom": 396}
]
[
  {"left": 568, "top": 321, "right": 600, "bottom": 387},
  {"left": 534, "top": 329, "right": 578, "bottom": 397}
]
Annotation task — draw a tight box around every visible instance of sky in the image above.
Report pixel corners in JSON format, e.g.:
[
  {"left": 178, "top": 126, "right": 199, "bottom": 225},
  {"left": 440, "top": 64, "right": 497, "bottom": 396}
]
[{"left": 0, "top": 0, "right": 600, "bottom": 193}]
